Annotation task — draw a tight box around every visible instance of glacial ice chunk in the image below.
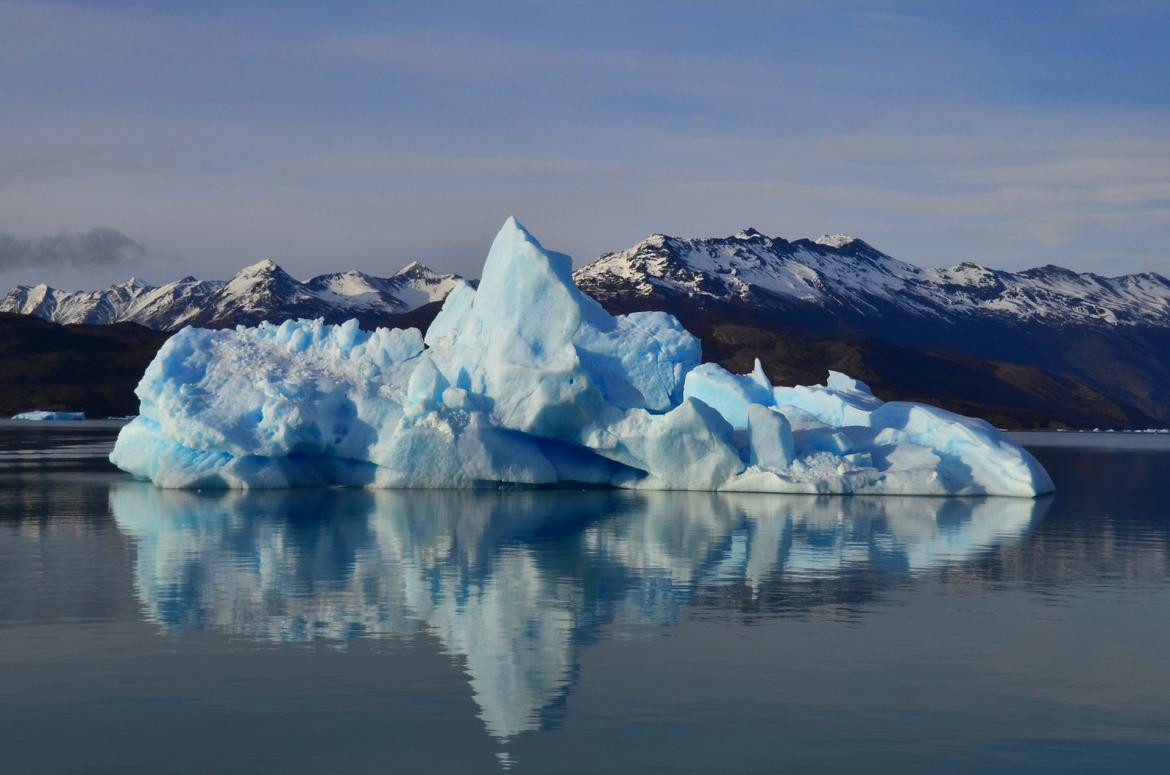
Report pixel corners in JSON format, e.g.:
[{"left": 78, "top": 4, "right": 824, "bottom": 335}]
[
  {"left": 746, "top": 403, "right": 795, "bottom": 470},
  {"left": 110, "top": 217, "right": 1054, "bottom": 497},
  {"left": 682, "top": 359, "right": 774, "bottom": 429},
  {"left": 11, "top": 410, "right": 86, "bottom": 421}
]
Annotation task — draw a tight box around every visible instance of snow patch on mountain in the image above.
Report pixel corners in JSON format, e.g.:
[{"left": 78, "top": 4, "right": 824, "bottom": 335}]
[{"left": 814, "top": 234, "right": 858, "bottom": 248}]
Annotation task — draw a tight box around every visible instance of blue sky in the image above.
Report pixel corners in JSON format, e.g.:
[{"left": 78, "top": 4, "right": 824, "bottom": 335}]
[{"left": 1, "top": 0, "right": 1168, "bottom": 287}]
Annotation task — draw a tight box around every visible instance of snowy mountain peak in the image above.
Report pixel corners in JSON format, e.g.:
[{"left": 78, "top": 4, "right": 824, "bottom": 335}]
[
  {"left": 392, "top": 260, "right": 446, "bottom": 280},
  {"left": 633, "top": 233, "right": 671, "bottom": 248},
  {"left": 235, "top": 258, "right": 282, "bottom": 276},
  {"left": 1018, "top": 264, "right": 1082, "bottom": 280},
  {"left": 814, "top": 234, "right": 858, "bottom": 248},
  {"left": 220, "top": 259, "right": 306, "bottom": 303}
]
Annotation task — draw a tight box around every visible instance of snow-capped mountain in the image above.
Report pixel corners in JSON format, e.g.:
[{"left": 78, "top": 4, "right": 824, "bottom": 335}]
[
  {"left": 573, "top": 229, "right": 1170, "bottom": 329},
  {"left": 0, "top": 275, "right": 223, "bottom": 330},
  {"left": 1, "top": 260, "right": 461, "bottom": 331},
  {"left": 306, "top": 261, "right": 461, "bottom": 315}
]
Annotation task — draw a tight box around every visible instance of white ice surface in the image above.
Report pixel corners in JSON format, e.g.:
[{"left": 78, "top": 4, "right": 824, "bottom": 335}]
[{"left": 110, "top": 218, "right": 1054, "bottom": 496}]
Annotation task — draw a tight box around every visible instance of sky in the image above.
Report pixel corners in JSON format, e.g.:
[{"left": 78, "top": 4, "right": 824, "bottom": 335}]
[{"left": 1, "top": 0, "right": 1168, "bottom": 289}]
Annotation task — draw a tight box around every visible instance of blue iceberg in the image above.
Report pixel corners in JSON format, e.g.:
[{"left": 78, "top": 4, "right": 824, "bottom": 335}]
[{"left": 110, "top": 218, "right": 1053, "bottom": 496}]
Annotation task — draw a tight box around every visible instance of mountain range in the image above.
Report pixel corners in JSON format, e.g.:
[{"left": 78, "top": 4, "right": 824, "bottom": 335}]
[
  {"left": 573, "top": 229, "right": 1170, "bottom": 328},
  {"left": 0, "top": 260, "right": 461, "bottom": 331},
  {"left": 4, "top": 230, "right": 1169, "bottom": 429}
]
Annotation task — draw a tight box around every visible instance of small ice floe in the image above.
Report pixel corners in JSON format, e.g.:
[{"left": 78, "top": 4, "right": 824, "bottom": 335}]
[{"left": 11, "top": 411, "right": 87, "bottom": 421}]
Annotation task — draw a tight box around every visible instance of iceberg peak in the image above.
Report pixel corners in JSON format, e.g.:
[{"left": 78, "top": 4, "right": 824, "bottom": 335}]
[{"left": 110, "top": 218, "right": 1053, "bottom": 497}]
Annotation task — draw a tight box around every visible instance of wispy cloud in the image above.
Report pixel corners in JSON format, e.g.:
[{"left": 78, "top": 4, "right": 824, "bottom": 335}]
[{"left": 0, "top": 228, "right": 145, "bottom": 274}]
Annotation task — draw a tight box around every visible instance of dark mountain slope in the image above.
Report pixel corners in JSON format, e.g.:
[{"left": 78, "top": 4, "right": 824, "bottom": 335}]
[
  {"left": 689, "top": 316, "right": 1154, "bottom": 430},
  {"left": 0, "top": 313, "right": 170, "bottom": 418}
]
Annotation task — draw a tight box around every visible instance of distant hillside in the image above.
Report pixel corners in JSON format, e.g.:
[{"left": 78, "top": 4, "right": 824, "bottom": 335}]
[{"left": 0, "top": 313, "right": 170, "bottom": 418}]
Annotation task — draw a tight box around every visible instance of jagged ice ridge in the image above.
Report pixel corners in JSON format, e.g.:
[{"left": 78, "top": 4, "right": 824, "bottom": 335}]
[{"left": 110, "top": 218, "right": 1054, "bottom": 496}]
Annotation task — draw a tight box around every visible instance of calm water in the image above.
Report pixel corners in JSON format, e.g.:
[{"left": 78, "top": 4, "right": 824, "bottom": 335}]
[{"left": 1, "top": 423, "right": 1168, "bottom": 774}]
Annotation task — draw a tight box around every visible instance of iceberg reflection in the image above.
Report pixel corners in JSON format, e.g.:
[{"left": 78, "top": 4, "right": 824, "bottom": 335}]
[{"left": 110, "top": 485, "right": 1046, "bottom": 740}]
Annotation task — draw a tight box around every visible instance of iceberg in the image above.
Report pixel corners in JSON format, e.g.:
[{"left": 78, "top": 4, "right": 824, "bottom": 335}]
[
  {"left": 12, "top": 410, "right": 86, "bottom": 421},
  {"left": 110, "top": 218, "right": 1054, "bottom": 497}
]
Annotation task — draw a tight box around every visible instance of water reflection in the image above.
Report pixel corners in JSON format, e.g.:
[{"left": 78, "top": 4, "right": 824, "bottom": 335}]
[{"left": 110, "top": 485, "right": 1046, "bottom": 741}]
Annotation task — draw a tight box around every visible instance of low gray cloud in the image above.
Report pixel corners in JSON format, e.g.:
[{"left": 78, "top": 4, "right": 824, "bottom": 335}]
[{"left": 0, "top": 228, "right": 145, "bottom": 273}]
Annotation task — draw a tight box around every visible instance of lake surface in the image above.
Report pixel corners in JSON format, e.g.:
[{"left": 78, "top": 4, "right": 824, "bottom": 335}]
[{"left": 2, "top": 422, "right": 1168, "bottom": 773}]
